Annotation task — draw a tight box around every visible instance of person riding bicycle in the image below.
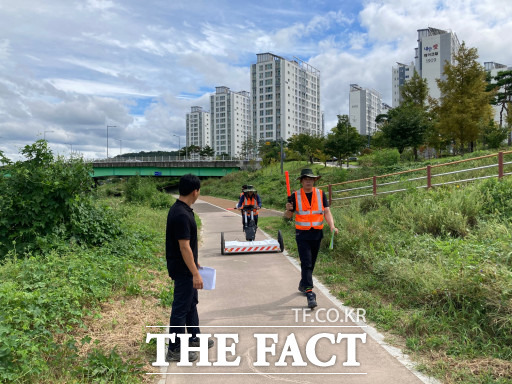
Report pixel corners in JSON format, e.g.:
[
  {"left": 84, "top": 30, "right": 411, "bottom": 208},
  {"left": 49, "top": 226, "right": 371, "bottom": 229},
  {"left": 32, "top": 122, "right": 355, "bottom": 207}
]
[{"left": 236, "top": 185, "right": 262, "bottom": 229}]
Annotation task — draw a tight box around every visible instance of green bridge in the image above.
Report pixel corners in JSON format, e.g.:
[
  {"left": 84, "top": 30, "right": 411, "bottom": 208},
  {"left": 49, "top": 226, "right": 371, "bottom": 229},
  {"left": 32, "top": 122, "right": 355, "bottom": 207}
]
[{"left": 91, "top": 159, "right": 259, "bottom": 178}]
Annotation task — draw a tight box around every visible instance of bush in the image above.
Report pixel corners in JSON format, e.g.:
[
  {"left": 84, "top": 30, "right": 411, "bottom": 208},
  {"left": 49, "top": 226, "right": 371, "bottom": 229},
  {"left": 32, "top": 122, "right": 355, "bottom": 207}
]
[
  {"left": 124, "top": 175, "right": 173, "bottom": 209},
  {"left": 374, "top": 148, "right": 401, "bottom": 166},
  {"left": 0, "top": 141, "right": 95, "bottom": 257},
  {"left": 359, "top": 148, "right": 400, "bottom": 167}
]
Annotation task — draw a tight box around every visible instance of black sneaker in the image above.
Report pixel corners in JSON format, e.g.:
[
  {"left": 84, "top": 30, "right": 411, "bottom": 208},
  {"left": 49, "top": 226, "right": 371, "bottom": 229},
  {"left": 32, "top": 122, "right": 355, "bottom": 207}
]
[
  {"left": 306, "top": 291, "right": 317, "bottom": 309},
  {"left": 166, "top": 349, "right": 198, "bottom": 362},
  {"left": 190, "top": 337, "right": 215, "bottom": 349},
  {"left": 298, "top": 284, "right": 307, "bottom": 294}
]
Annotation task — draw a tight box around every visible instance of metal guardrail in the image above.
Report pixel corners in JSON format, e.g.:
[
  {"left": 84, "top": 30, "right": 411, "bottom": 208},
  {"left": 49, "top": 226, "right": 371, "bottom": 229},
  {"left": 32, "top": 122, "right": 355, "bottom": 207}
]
[
  {"left": 319, "top": 150, "right": 512, "bottom": 205},
  {"left": 90, "top": 156, "right": 232, "bottom": 163}
]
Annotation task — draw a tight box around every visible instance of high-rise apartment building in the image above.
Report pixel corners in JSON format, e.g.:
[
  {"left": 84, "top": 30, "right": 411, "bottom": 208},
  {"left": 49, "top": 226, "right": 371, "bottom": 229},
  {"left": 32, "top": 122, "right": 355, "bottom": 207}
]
[
  {"left": 393, "top": 27, "right": 460, "bottom": 106},
  {"left": 392, "top": 62, "right": 415, "bottom": 107},
  {"left": 186, "top": 106, "right": 211, "bottom": 156},
  {"left": 415, "top": 27, "right": 460, "bottom": 100},
  {"left": 251, "top": 53, "right": 322, "bottom": 143},
  {"left": 209, "top": 86, "right": 251, "bottom": 158},
  {"left": 349, "top": 84, "right": 383, "bottom": 136}
]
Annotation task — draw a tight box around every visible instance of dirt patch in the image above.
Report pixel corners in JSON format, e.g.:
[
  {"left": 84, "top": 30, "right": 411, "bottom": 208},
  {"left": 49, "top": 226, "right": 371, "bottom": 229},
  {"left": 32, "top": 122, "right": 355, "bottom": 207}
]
[
  {"left": 69, "top": 269, "right": 170, "bottom": 383},
  {"left": 422, "top": 351, "right": 512, "bottom": 383}
]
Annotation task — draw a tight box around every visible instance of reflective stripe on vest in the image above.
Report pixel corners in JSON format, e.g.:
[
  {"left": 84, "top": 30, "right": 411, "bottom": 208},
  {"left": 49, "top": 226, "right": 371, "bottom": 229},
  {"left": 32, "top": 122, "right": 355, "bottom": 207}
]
[
  {"left": 295, "top": 188, "right": 324, "bottom": 230},
  {"left": 242, "top": 196, "right": 258, "bottom": 215}
]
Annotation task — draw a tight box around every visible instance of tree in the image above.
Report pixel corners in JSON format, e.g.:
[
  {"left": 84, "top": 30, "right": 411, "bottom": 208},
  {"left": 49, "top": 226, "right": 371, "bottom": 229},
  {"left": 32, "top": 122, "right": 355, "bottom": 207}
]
[
  {"left": 287, "top": 133, "right": 325, "bottom": 164},
  {"left": 401, "top": 70, "right": 429, "bottom": 107},
  {"left": 380, "top": 104, "right": 430, "bottom": 158},
  {"left": 240, "top": 136, "right": 258, "bottom": 160},
  {"left": 258, "top": 139, "right": 281, "bottom": 165},
  {"left": 482, "top": 119, "right": 508, "bottom": 149},
  {"left": 325, "top": 115, "right": 365, "bottom": 167},
  {"left": 488, "top": 70, "right": 512, "bottom": 128},
  {"left": 487, "top": 70, "right": 512, "bottom": 145},
  {"left": 436, "top": 42, "right": 493, "bottom": 153},
  {"left": 378, "top": 71, "right": 431, "bottom": 159},
  {"left": 199, "top": 145, "right": 215, "bottom": 158}
]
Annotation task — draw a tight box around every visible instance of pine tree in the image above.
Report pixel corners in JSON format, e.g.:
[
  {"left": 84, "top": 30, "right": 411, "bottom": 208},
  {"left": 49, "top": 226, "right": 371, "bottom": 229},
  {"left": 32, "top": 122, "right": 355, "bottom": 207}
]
[{"left": 436, "top": 42, "right": 493, "bottom": 153}]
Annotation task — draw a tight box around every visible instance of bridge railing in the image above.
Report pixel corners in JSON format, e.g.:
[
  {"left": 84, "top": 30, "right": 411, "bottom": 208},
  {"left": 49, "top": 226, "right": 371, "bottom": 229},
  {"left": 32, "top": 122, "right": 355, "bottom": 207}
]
[{"left": 91, "top": 155, "right": 237, "bottom": 163}]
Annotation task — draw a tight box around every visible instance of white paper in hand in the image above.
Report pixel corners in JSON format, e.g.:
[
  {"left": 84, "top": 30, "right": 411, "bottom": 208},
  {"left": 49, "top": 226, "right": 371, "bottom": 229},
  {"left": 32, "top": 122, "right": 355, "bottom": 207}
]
[{"left": 199, "top": 267, "right": 216, "bottom": 290}]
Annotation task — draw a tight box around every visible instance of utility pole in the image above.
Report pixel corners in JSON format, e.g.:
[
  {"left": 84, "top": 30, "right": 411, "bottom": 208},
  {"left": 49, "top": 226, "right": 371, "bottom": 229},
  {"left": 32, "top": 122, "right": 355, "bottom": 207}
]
[{"left": 173, "top": 134, "right": 181, "bottom": 160}]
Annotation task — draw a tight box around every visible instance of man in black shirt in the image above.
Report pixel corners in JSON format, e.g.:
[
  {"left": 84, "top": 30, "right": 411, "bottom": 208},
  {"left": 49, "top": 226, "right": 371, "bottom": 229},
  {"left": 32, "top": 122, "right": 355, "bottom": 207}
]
[
  {"left": 284, "top": 169, "right": 338, "bottom": 309},
  {"left": 165, "top": 174, "right": 213, "bottom": 362}
]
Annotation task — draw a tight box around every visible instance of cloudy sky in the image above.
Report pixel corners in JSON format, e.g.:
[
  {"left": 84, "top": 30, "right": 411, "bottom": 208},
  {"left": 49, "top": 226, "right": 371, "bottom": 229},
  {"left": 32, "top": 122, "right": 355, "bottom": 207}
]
[{"left": 1, "top": 0, "right": 511, "bottom": 160}]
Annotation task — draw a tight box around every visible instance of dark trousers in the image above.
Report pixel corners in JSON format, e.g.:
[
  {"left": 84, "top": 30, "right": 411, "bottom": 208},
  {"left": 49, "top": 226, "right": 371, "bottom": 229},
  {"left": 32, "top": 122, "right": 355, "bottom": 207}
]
[
  {"left": 297, "top": 237, "right": 322, "bottom": 290},
  {"left": 242, "top": 214, "right": 258, "bottom": 228},
  {"left": 168, "top": 276, "right": 200, "bottom": 352}
]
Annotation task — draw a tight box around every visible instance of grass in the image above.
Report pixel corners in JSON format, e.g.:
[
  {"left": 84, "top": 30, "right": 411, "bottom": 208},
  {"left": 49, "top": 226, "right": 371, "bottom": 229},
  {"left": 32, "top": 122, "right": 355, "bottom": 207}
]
[{"left": 0, "top": 182, "right": 177, "bottom": 383}]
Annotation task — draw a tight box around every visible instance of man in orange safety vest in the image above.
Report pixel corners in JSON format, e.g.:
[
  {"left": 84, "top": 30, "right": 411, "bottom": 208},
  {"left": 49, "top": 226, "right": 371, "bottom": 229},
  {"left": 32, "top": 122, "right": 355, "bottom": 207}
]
[{"left": 284, "top": 169, "right": 338, "bottom": 309}]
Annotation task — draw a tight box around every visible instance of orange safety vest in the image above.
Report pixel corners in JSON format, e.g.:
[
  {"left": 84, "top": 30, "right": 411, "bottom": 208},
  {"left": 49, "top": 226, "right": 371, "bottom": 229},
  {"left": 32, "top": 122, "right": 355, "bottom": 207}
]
[
  {"left": 295, "top": 188, "right": 324, "bottom": 230},
  {"left": 242, "top": 195, "right": 259, "bottom": 216}
]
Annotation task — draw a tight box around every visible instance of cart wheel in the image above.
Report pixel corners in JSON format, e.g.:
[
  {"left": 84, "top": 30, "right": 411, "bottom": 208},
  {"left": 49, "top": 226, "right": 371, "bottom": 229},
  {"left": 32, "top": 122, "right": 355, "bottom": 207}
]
[
  {"left": 278, "top": 230, "right": 284, "bottom": 252},
  {"left": 221, "top": 232, "right": 225, "bottom": 255}
]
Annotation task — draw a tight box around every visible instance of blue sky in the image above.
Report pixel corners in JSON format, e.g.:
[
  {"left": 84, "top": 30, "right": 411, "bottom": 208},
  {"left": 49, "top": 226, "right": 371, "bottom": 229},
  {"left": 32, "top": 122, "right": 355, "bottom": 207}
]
[{"left": 0, "top": 0, "right": 511, "bottom": 159}]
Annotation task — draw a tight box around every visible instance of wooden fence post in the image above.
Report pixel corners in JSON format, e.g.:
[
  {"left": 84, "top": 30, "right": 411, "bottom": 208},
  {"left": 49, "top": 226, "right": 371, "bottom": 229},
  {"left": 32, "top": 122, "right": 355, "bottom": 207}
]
[
  {"left": 498, "top": 151, "right": 504, "bottom": 180},
  {"left": 373, "top": 176, "right": 377, "bottom": 196},
  {"left": 328, "top": 184, "right": 332, "bottom": 206},
  {"left": 427, "top": 165, "right": 432, "bottom": 189}
]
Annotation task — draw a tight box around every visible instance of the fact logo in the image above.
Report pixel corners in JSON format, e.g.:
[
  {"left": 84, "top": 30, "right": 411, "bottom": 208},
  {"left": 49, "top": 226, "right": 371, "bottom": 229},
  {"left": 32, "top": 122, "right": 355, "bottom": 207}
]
[{"left": 146, "top": 332, "right": 367, "bottom": 367}]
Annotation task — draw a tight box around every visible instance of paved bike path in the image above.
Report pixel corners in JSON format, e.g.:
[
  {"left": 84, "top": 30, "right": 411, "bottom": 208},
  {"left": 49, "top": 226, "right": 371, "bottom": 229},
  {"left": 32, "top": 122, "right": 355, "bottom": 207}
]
[{"left": 156, "top": 197, "right": 438, "bottom": 384}]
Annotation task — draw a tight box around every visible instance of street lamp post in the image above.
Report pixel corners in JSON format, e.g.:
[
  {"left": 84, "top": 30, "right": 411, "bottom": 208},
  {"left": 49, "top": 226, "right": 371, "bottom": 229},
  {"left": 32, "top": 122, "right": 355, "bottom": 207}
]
[
  {"left": 106, "top": 125, "right": 116, "bottom": 158},
  {"left": 173, "top": 134, "right": 181, "bottom": 160},
  {"left": 113, "top": 138, "right": 122, "bottom": 156}
]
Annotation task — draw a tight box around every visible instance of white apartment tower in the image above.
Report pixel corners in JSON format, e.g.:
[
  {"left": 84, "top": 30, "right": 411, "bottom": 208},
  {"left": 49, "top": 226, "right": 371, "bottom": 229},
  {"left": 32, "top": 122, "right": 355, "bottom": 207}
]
[
  {"left": 210, "top": 86, "right": 251, "bottom": 158},
  {"left": 251, "top": 53, "right": 321, "bottom": 143},
  {"left": 186, "top": 106, "right": 211, "bottom": 153},
  {"left": 393, "top": 27, "right": 460, "bottom": 106},
  {"left": 392, "top": 62, "right": 415, "bottom": 108},
  {"left": 349, "top": 84, "right": 383, "bottom": 136}
]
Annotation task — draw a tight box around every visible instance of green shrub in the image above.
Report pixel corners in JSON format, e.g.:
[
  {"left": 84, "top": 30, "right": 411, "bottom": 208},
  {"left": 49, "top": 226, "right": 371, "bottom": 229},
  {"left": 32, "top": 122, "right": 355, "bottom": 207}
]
[
  {"left": 358, "top": 148, "right": 400, "bottom": 167},
  {"left": 69, "top": 197, "right": 122, "bottom": 245},
  {"left": 123, "top": 175, "right": 173, "bottom": 209},
  {"left": 478, "top": 178, "right": 512, "bottom": 219},
  {"left": 76, "top": 348, "right": 142, "bottom": 384},
  {"left": 0, "top": 141, "right": 94, "bottom": 257},
  {"left": 374, "top": 148, "right": 401, "bottom": 166}
]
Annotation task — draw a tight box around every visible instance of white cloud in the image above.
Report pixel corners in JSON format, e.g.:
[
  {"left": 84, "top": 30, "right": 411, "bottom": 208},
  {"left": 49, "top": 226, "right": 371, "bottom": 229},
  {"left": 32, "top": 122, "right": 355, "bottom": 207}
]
[{"left": 1, "top": 0, "right": 511, "bottom": 160}]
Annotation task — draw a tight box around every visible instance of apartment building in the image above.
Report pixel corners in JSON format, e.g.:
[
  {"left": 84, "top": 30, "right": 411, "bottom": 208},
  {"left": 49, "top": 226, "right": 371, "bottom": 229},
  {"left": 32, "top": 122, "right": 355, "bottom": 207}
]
[
  {"left": 186, "top": 106, "right": 211, "bottom": 157},
  {"left": 349, "top": 84, "right": 384, "bottom": 136},
  {"left": 392, "top": 62, "right": 415, "bottom": 108},
  {"left": 250, "top": 53, "right": 322, "bottom": 143},
  {"left": 393, "top": 27, "right": 460, "bottom": 105},
  {"left": 209, "top": 86, "right": 251, "bottom": 158}
]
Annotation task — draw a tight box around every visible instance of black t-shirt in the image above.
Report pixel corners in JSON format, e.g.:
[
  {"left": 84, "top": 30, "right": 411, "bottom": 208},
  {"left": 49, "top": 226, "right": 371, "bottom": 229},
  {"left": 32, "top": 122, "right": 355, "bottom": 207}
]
[
  {"left": 290, "top": 189, "right": 329, "bottom": 241},
  {"left": 165, "top": 200, "right": 198, "bottom": 279}
]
